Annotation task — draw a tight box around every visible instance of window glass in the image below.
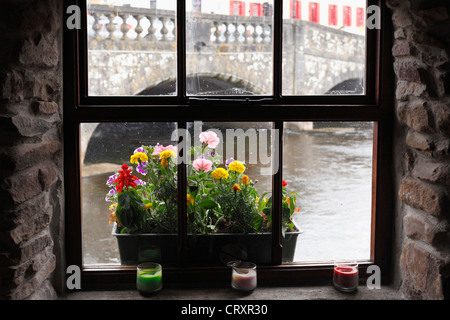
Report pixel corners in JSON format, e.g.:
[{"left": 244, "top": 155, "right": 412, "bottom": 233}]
[
  {"left": 86, "top": 0, "right": 177, "bottom": 96},
  {"left": 186, "top": 0, "right": 274, "bottom": 96},
  {"left": 282, "top": 0, "right": 366, "bottom": 95},
  {"left": 80, "top": 122, "right": 178, "bottom": 266},
  {"left": 282, "top": 122, "right": 373, "bottom": 262},
  {"left": 185, "top": 121, "right": 274, "bottom": 265}
]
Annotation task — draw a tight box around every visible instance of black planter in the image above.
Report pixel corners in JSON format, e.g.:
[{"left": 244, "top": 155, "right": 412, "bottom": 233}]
[{"left": 112, "top": 223, "right": 300, "bottom": 266}]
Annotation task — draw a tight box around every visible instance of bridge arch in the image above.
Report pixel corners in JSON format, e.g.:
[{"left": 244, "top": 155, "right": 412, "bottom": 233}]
[
  {"left": 136, "top": 73, "right": 263, "bottom": 96},
  {"left": 326, "top": 78, "right": 364, "bottom": 95}
]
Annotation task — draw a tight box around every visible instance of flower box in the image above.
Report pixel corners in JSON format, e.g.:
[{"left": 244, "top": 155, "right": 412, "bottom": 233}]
[
  {"left": 106, "top": 129, "right": 302, "bottom": 267},
  {"left": 112, "top": 223, "right": 300, "bottom": 266}
]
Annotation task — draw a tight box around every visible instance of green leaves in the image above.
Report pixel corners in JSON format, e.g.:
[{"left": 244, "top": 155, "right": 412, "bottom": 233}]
[
  {"left": 199, "top": 199, "right": 216, "bottom": 209},
  {"left": 115, "top": 189, "right": 146, "bottom": 233}
]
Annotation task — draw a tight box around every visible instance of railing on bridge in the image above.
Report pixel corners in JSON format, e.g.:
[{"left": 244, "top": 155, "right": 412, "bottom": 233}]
[{"left": 87, "top": 4, "right": 272, "bottom": 46}]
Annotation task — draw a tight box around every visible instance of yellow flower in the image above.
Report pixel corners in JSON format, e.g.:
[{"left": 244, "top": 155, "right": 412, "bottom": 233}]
[
  {"left": 144, "top": 203, "right": 153, "bottom": 210},
  {"left": 109, "top": 203, "right": 118, "bottom": 211},
  {"left": 130, "top": 152, "right": 149, "bottom": 164},
  {"left": 211, "top": 168, "right": 229, "bottom": 180},
  {"left": 159, "top": 150, "right": 175, "bottom": 159},
  {"left": 187, "top": 194, "right": 194, "bottom": 205},
  {"left": 232, "top": 184, "right": 241, "bottom": 192},
  {"left": 159, "top": 150, "right": 175, "bottom": 168},
  {"left": 228, "top": 160, "right": 245, "bottom": 174},
  {"left": 242, "top": 175, "right": 250, "bottom": 185}
]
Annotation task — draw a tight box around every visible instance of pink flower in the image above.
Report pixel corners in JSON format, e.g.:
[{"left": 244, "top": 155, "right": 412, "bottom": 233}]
[
  {"left": 192, "top": 158, "right": 213, "bottom": 172},
  {"left": 199, "top": 131, "right": 220, "bottom": 149},
  {"left": 152, "top": 144, "right": 177, "bottom": 156}
]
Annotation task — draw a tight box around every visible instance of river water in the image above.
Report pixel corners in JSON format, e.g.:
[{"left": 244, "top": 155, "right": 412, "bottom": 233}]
[{"left": 81, "top": 122, "right": 373, "bottom": 265}]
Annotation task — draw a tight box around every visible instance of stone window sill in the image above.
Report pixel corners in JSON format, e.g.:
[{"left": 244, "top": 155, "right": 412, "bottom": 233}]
[{"left": 62, "top": 284, "right": 400, "bottom": 300}]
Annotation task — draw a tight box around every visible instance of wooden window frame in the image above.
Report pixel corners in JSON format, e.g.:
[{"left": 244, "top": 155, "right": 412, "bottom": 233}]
[{"left": 63, "top": 0, "right": 394, "bottom": 287}]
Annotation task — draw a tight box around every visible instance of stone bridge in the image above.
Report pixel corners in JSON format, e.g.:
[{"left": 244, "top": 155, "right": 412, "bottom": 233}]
[{"left": 87, "top": 4, "right": 365, "bottom": 96}]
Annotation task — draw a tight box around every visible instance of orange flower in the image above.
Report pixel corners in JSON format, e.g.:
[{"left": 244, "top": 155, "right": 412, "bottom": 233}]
[
  {"left": 109, "top": 211, "right": 117, "bottom": 225},
  {"left": 285, "top": 197, "right": 290, "bottom": 205},
  {"left": 232, "top": 184, "right": 241, "bottom": 192},
  {"left": 242, "top": 175, "right": 250, "bottom": 185}
]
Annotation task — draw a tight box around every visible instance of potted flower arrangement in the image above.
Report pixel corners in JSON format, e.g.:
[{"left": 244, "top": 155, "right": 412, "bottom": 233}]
[{"left": 106, "top": 131, "right": 301, "bottom": 265}]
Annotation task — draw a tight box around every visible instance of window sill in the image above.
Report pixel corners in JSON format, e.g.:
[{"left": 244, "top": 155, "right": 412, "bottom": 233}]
[{"left": 62, "top": 284, "right": 400, "bottom": 300}]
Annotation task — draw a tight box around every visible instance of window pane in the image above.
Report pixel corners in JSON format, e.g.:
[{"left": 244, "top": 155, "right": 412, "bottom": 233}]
[
  {"left": 87, "top": 0, "right": 177, "bottom": 96},
  {"left": 282, "top": 0, "right": 366, "bottom": 95},
  {"left": 185, "top": 121, "right": 273, "bottom": 265},
  {"left": 80, "top": 122, "right": 178, "bottom": 266},
  {"left": 186, "top": 1, "right": 273, "bottom": 96},
  {"left": 282, "top": 122, "right": 373, "bottom": 262}
]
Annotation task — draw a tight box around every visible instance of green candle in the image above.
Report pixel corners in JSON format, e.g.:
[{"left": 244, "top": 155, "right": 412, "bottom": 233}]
[{"left": 137, "top": 263, "right": 162, "bottom": 294}]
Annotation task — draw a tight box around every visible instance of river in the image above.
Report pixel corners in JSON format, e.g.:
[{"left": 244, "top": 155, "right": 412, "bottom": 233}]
[{"left": 81, "top": 122, "right": 373, "bottom": 265}]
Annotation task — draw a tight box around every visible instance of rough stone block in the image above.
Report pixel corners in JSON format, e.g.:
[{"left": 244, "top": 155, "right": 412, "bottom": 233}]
[
  {"left": 395, "top": 80, "right": 427, "bottom": 101},
  {"left": 405, "top": 130, "right": 434, "bottom": 152},
  {"left": 1, "top": 141, "right": 61, "bottom": 172},
  {"left": 32, "top": 100, "right": 58, "bottom": 116},
  {"left": 10, "top": 246, "right": 55, "bottom": 300},
  {"left": 0, "top": 192, "right": 50, "bottom": 231},
  {"left": 0, "top": 70, "right": 23, "bottom": 103},
  {"left": 1, "top": 167, "right": 43, "bottom": 205},
  {"left": 395, "top": 62, "right": 426, "bottom": 83},
  {"left": 430, "top": 102, "right": 450, "bottom": 137},
  {"left": 403, "top": 211, "right": 449, "bottom": 246},
  {"left": 8, "top": 205, "right": 52, "bottom": 245},
  {"left": 397, "top": 100, "right": 434, "bottom": 133},
  {"left": 413, "top": 159, "right": 450, "bottom": 185},
  {"left": 392, "top": 41, "right": 412, "bottom": 57},
  {"left": 398, "top": 177, "right": 446, "bottom": 217},
  {"left": 400, "top": 240, "right": 449, "bottom": 299},
  {"left": 1, "top": 162, "right": 59, "bottom": 205},
  {"left": 18, "top": 33, "right": 59, "bottom": 68},
  {"left": 11, "top": 114, "right": 55, "bottom": 138}
]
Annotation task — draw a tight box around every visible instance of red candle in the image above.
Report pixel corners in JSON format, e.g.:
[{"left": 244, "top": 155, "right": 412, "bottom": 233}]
[{"left": 333, "top": 262, "right": 358, "bottom": 292}]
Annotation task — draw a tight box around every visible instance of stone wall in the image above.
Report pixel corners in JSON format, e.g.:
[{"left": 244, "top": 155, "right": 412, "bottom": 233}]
[
  {"left": 0, "top": 0, "right": 449, "bottom": 300},
  {"left": 388, "top": 0, "right": 450, "bottom": 300},
  {"left": 0, "top": 0, "right": 63, "bottom": 299}
]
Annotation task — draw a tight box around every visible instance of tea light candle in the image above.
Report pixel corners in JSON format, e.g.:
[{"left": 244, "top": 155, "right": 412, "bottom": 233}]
[
  {"left": 333, "top": 262, "right": 358, "bottom": 292},
  {"left": 232, "top": 269, "right": 257, "bottom": 292},
  {"left": 229, "top": 261, "right": 257, "bottom": 292},
  {"left": 137, "top": 263, "right": 162, "bottom": 294}
]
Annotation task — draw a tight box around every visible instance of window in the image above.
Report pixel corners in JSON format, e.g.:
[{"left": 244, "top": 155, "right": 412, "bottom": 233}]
[
  {"left": 328, "top": 4, "right": 337, "bottom": 26},
  {"left": 230, "top": 1, "right": 245, "bottom": 16},
  {"left": 343, "top": 5, "right": 352, "bottom": 26},
  {"left": 65, "top": 0, "right": 393, "bottom": 285},
  {"left": 309, "top": 2, "right": 319, "bottom": 23},
  {"left": 250, "top": 3, "right": 262, "bottom": 17},
  {"left": 291, "top": 0, "right": 301, "bottom": 19},
  {"left": 356, "top": 7, "right": 365, "bottom": 27}
]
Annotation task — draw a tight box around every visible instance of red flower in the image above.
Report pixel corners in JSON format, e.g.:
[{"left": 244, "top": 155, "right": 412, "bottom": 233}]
[
  {"left": 113, "top": 164, "right": 138, "bottom": 193},
  {"left": 282, "top": 180, "right": 287, "bottom": 187}
]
